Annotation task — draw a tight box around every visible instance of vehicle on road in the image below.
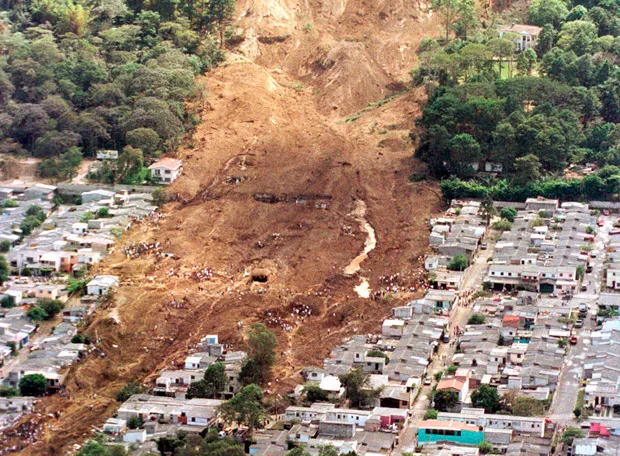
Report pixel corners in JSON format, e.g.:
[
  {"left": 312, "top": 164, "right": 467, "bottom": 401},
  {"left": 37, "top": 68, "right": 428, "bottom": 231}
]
[
  {"left": 480, "top": 242, "right": 487, "bottom": 250},
  {"left": 570, "top": 335, "right": 578, "bottom": 345},
  {"left": 581, "top": 283, "right": 588, "bottom": 291},
  {"left": 603, "top": 209, "right": 611, "bottom": 216},
  {"left": 598, "top": 218, "right": 605, "bottom": 227},
  {"left": 423, "top": 377, "right": 432, "bottom": 386},
  {"left": 575, "top": 319, "right": 584, "bottom": 328}
]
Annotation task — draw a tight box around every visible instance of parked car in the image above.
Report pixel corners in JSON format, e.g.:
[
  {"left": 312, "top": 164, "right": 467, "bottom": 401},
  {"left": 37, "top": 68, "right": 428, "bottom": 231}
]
[
  {"left": 598, "top": 218, "right": 605, "bottom": 227},
  {"left": 423, "top": 377, "right": 432, "bottom": 386},
  {"left": 575, "top": 319, "right": 584, "bottom": 328},
  {"left": 603, "top": 209, "right": 611, "bottom": 216},
  {"left": 570, "top": 335, "right": 578, "bottom": 345},
  {"left": 480, "top": 242, "right": 487, "bottom": 250}
]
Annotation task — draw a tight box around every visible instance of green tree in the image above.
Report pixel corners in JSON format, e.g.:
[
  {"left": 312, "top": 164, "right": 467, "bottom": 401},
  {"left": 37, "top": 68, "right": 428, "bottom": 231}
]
[
  {"left": 126, "top": 128, "right": 161, "bottom": 156},
  {"left": 75, "top": 440, "right": 107, "bottom": 456},
  {"left": 67, "top": 278, "right": 88, "bottom": 295},
  {"left": 287, "top": 448, "right": 311, "bottom": 456},
  {"left": 487, "top": 37, "right": 515, "bottom": 77},
  {"left": 152, "top": 187, "right": 168, "bottom": 207},
  {"left": 562, "top": 426, "right": 585, "bottom": 445},
  {"left": 491, "top": 219, "right": 512, "bottom": 231},
  {"left": 117, "top": 145, "right": 144, "bottom": 184},
  {"left": 447, "top": 133, "right": 481, "bottom": 176},
  {"left": 0, "top": 386, "right": 19, "bottom": 397},
  {"left": 187, "top": 362, "right": 228, "bottom": 398},
  {"left": 468, "top": 314, "right": 486, "bottom": 325},
  {"left": 529, "top": 0, "right": 568, "bottom": 28},
  {"left": 500, "top": 206, "right": 517, "bottom": 222},
  {"left": 514, "top": 154, "right": 542, "bottom": 184},
  {"left": 0, "top": 255, "right": 8, "bottom": 285},
  {"left": 198, "top": 0, "right": 235, "bottom": 46},
  {"left": 318, "top": 445, "right": 339, "bottom": 456},
  {"left": 558, "top": 20, "right": 597, "bottom": 55},
  {"left": 478, "top": 441, "right": 493, "bottom": 454},
  {"left": 127, "top": 415, "right": 144, "bottom": 429},
  {"left": 116, "top": 381, "right": 146, "bottom": 402},
  {"left": 448, "top": 254, "right": 469, "bottom": 271},
  {"left": 424, "top": 409, "right": 439, "bottom": 419},
  {"left": 219, "top": 384, "right": 265, "bottom": 432},
  {"left": 0, "top": 241, "right": 11, "bottom": 253},
  {"left": 27, "top": 306, "right": 49, "bottom": 321},
  {"left": 37, "top": 298, "right": 64, "bottom": 318},
  {"left": 471, "top": 385, "right": 501, "bottom": 413},
  {"left": 480, "top": 195, "right": 496, "bottom": 226},
  {"left": 57, "top": 146, "right": 83, "bottom": 181},
  {"left": 239, "top": 323, "right": 277, "bottom": 385},
  {"left": 433, "top": 389, "right": 458, "bottom": 411},
  {"left": 303, "top": 384, "right": 328, "bottom": 403},
  {"left": 340, "top": 367, "right": 383, "bottom": 409},
  {"left": 517, "top": 49, "right": 537, "bottom": 76},
  {"left": 19, "top": 373, "right": 47, "bottom": 396},
  {"left": 430, "top": 0, "right": 477, "bottom": 43}
]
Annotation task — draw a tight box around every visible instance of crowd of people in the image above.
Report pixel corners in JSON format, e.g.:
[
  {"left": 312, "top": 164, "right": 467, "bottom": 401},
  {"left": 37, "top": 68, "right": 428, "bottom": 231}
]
[{"left": 0, "top": 419, "right": 44, "bottom": 454}]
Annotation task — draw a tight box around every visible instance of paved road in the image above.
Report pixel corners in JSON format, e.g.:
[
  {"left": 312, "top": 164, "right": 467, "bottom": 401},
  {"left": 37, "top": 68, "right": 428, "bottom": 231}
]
[
  {"left": 548, "top": 215, "right": 613, "bottom": 422},
  {"left": 395, "top": 237, "right": 496, "bottom": 454}
]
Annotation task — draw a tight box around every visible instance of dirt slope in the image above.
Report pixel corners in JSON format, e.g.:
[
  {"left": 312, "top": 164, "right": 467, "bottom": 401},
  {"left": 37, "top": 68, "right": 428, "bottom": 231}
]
[{"left": 9, "top": 1, "right": 444, "bottom": 453}]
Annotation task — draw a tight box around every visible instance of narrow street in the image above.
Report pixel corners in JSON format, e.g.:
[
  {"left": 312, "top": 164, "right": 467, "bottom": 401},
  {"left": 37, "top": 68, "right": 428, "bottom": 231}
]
[
  {"left": 548, "top": 215, "right": 613, "bottom": 422},
  {"left": 395, "top": 233, "right": 497, "bottom": 453}
]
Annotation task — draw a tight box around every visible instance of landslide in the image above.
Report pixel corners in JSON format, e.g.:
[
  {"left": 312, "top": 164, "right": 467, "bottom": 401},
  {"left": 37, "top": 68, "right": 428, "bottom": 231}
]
[{"left": 16, "top": 0, "right": 443, "bottom": 454}]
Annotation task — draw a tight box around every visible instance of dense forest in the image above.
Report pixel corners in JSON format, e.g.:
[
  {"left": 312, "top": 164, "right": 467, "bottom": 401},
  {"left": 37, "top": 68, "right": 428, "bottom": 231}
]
[
  {"left": 0, "top": 0, "right": 233, "bottom": 183},
  {"left": 414, "top": 0, "right": 620, "bottom": 201}
]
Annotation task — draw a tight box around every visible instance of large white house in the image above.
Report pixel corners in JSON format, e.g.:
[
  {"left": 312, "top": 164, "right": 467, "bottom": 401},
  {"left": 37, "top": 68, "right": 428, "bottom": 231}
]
[{"left": 148, "top": 158, "right": 183, "bottom": 184}]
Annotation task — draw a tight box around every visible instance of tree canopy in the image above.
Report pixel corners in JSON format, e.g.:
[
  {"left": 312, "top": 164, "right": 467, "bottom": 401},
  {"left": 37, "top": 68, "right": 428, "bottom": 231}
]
[
  {"left": 412, "top": 1, "right": 620, "bottom": 203},
  {"left": 0, "top": 0, "right": 235, "bottom": 182}
]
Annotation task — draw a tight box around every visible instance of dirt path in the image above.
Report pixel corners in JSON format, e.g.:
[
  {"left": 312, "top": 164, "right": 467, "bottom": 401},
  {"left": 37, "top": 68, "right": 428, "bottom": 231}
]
[{"left": 11, "top": 1, "right": 446, "bottom": 453}]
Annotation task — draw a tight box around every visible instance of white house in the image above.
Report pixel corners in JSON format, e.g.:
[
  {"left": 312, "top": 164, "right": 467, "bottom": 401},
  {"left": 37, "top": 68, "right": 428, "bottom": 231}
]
[
  {"left": 149, "top": 158, "right": 183, "bottom": 184},
  {"left": 96, "top": 150, "right": 119, "bottom": 160},
  {"left": 87, "top": 275, "right": 119, "bottom": 295},
  {"left": 499, "top": 24, "right": 542, "bottom": 51},
  {"left": 607, "top": 265, "right": 620, "bottom": 290}
]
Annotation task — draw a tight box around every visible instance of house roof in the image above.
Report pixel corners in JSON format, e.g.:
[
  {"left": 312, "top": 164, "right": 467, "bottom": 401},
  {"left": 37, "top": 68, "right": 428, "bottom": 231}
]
[
  {"left": 437, "top": 377, "right": 466, "bottom": 392},
  {"left": 148, "top": 158, "right": 182, "bottom": 170},
  {"left": 421, "top": 420, "right": 479, "bottom": 432},
  {"left": 502, "top": 24, "right": 543, "bottom": 35},
  {"left": 503, "top": 315, "right": 520, "bottom": 328}
]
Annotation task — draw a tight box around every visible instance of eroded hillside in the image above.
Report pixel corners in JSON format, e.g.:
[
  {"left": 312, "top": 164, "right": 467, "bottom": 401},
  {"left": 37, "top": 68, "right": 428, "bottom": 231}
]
[{"left": 12, "top": 1, "right": 444, "bottom": 453}]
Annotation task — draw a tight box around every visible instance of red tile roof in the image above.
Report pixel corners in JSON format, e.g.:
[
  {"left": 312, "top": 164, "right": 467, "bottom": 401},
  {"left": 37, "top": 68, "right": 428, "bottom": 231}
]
[
  {"left": 148, "top": 158, "right": 182, "bottom": 170},
  {"left": 503, "top": 315, "right": 520, "bottom": 328},
  {"left": 437, "top": 377, "right": 466, "bottom": 392}
]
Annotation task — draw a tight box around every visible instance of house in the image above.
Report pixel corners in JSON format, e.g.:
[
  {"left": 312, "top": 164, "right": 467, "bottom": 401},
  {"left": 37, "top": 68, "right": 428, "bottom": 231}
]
[
  {"left": 499, "top": 24, "right": 543, "bottom": 51},
  {"left": 82, "top": 189, "right": 116, "bottom": 204},
  {"left": 116, "top": 394, "right": 222, "bottom": 427},
  {"left": 417, "top": 420, "right": 484, "bottom": 446},
  {"left": 72, "top": 223, "right": 89, "bottom": 235},
  {"left": 437, "top": 376, "right": 469, "bottom": 402},
  {"left": 606, "top": 265, "right": 620, "bottom": 290},
  {"left": 382, "top": 319, "right": 405, "bottom": 338},
  {"left": 96, "top": 150, "right": 119, "bottom": 160},
  {"left": 87, "top": 275, "right": 119, "bottom": 295},
  {"left": 319, "top": 375, "right": 345, "bottom": 399},
  {"left": 23, "top": 184, "right": 56, "bottom": 201},
  {"left": 484, "top": 162, "right": 503, "bottom": 173},
  {"left": 524, "top": 196, "right": 559, "bottom": 213},
  {"left": 425, "top": 289, "right": 457, "bottom": 312},
  {"left": 149, "top": 158, "right": 183, "bottom": 184}
]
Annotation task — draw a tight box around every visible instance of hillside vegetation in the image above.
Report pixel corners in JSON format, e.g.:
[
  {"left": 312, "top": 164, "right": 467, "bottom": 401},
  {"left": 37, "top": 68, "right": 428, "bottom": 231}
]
[
  {"left": 0, "top": 0, "right": 233, "bottom": 183},
  {"left": 414, "top": 0, "right": 620, "bottom": 201}
]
